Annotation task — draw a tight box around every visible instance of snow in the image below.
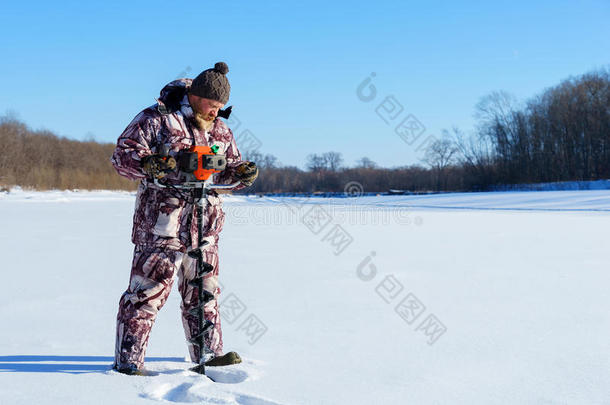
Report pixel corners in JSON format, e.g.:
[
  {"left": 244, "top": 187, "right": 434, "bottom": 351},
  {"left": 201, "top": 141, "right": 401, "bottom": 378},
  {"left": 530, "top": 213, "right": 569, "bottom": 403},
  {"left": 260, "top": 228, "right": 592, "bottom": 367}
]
[{"left": 1, "top": 188, "right": 610, "bottom": 404}]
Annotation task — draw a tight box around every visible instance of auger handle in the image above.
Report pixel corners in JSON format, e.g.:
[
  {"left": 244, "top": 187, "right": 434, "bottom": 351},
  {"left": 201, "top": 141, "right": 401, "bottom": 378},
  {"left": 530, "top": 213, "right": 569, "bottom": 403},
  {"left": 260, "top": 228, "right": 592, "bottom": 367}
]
[{"left": 152, "top": 179, "right": 242, "bottom": 190}]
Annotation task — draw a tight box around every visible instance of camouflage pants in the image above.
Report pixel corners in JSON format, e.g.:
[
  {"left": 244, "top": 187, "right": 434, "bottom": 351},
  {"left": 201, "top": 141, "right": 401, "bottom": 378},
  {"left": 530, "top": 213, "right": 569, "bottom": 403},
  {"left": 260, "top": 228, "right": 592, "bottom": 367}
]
[{"left": 114, "top": 244, "right": 223, "bottom": 369}]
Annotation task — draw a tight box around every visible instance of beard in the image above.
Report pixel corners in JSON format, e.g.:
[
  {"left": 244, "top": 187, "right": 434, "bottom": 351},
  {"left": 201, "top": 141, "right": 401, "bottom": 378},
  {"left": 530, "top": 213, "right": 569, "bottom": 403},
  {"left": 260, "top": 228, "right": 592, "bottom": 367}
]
[{"left": 192, "top": 111, "right": 215, "bottom": 132}]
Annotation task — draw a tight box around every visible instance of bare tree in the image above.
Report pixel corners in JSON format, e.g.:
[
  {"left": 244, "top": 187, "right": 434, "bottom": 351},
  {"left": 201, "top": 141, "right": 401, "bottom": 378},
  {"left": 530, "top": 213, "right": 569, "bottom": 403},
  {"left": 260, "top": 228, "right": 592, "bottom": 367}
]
[
  {"left": 243, "top": 149, "right": 263, "bottom": 162},
  {"left": 355, "top": 157, "right": 377, "bottom": 169},
  {"left": 449, "top": 127, "right": 496, "bottom": 189},
  {"left": 306, "top": 153, "right": 326, "bottom": 172},
  {"left": 474, "top": 90, "right": 520, "bottom": 131},
  {"left": 306, "top": 151, "right": 343, "bottom": 172},
  {"left": 322, "top": 151, "right": 343, "bottom": 171},
  {"left": 422, "top": 137, "right": 457, "bottom": 190},
  {"left": 243, "top": 149, "right": 280, "bottom": 169},
  {"left": 260, "top": 154, "right": 278, "bottom": 169}
]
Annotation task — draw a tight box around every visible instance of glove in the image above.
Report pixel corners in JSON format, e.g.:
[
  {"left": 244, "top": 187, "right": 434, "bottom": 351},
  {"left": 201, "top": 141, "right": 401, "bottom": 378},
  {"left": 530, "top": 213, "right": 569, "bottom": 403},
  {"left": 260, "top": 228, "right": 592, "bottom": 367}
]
[
  {"left": 235, "top": 161, "right": 258, "bottom": 186},
  {"left": 141, "top": 154, "right": 177, "bottom": 179}
]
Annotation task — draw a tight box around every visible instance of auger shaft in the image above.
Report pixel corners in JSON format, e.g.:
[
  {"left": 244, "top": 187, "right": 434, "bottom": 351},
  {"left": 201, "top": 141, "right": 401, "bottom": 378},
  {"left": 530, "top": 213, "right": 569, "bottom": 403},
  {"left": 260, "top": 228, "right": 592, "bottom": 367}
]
[{"left": 188, "top": 185, "right": 217, "bottom": 376}]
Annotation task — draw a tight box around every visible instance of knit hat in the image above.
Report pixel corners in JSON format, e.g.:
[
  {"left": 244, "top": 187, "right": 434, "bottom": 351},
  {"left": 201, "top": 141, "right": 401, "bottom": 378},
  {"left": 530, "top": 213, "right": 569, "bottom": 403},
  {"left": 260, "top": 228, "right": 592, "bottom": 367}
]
[{"left": 189, "top": 62, "right": 231, "bottom": 104}]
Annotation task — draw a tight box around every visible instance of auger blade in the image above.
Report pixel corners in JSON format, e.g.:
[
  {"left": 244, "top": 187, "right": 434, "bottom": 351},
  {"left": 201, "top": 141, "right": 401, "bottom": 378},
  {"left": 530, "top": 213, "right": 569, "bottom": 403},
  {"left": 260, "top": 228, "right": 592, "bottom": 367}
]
[
  {"left": 197, "top": 262, "right": 214, "bottom": 276},
  {"left": 188, "top": 277, "right": 203, "bottom": 287},
  {"left": 188, "top": 321, "right": 215, "bottom": 344},
  {"left": 200, "top": 289, "right": 215, "bottom": 304},
  {"left": 187, "top": 248, "right": 202, "bottom": 259},
  {"left": 188, "top": 305, "right": 204, "bottom": 317}
]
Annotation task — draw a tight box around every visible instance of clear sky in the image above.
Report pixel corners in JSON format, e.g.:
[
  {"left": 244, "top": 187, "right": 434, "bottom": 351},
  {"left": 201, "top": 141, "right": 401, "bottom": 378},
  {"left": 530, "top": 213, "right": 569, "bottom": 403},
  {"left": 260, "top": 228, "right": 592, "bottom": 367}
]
[{"left": 1, "top": 0, "right": 608, "bottom": 168}]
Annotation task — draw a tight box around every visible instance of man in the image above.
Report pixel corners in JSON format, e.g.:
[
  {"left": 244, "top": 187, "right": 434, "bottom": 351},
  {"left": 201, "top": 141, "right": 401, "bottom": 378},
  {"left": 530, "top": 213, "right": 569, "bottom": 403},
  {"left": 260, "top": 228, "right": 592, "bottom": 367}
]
[{"left": 111, "top": 62, "right": 258, "bottom": 375}]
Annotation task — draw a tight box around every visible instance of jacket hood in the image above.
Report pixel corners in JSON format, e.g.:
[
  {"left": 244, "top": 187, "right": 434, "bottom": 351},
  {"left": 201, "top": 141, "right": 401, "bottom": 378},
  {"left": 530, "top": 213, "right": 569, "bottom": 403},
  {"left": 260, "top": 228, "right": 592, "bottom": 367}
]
[{"left": 156, "top": 79, "right": 192, "bottom": 115}]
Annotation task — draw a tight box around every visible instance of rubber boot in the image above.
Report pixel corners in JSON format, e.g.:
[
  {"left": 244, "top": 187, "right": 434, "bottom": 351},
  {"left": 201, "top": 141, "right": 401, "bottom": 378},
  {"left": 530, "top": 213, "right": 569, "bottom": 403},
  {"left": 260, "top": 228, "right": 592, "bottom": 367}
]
[{"left": 204, "top": 351, "right": 242, "bottom": 367}]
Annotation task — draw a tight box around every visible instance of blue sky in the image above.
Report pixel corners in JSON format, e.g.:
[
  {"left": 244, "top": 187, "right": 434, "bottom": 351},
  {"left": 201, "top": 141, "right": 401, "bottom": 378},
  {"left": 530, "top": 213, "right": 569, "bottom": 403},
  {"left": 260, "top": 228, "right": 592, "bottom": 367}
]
[{"left": 1, "top": 0, "right": 608, "bottom": 168}]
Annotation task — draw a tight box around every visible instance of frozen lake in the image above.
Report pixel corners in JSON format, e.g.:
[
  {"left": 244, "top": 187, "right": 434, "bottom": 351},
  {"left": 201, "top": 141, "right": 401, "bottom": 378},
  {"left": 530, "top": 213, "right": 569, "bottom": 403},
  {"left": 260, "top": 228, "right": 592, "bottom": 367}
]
[{"left": 1, "top": 188, "right": 609, "bottom": 404}]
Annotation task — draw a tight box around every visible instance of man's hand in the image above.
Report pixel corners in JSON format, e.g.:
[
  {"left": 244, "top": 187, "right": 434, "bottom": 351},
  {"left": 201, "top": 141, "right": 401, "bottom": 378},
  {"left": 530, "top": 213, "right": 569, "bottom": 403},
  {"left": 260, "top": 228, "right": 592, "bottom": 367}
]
[
  {"left": 141, "top": 154, "right": 177, "bottom": 179},
  {"left": 235, "top": 161, "right": 258, "bottom": 186}
]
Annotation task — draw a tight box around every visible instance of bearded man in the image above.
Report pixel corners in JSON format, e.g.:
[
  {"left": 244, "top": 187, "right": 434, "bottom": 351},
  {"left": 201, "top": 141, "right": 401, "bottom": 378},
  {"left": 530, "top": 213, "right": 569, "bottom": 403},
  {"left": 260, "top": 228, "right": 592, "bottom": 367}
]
[{"left": 110, "top": 62, "right": 258, "bottom": 375}]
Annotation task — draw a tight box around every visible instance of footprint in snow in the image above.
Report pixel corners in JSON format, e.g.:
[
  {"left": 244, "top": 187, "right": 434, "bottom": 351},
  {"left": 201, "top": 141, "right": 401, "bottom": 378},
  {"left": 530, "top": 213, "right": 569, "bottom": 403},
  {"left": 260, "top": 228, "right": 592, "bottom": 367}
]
[
  {"left": 138, "top": 359, "right": 285, "bottom": 404},
  {"left": 142, "top": 381, "right": 285, "bottom": 404},
  {"left": 205, "top": 367, "right": 249, "bottom": 384}
]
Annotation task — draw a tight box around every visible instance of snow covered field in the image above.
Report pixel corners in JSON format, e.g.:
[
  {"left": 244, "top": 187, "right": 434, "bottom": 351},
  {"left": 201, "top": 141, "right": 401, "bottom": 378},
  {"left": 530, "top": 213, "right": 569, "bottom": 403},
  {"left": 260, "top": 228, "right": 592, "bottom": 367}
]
[{"left": 1, "top": 188, "right": 610, "bottom": 404}]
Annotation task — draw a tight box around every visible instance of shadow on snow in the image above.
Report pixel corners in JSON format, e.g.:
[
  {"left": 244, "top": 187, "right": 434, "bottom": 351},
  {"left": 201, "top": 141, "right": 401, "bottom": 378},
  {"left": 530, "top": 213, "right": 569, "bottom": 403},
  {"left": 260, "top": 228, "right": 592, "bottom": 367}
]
[{"left": 0, "top": 355, "right": 184, "bottom": 374}]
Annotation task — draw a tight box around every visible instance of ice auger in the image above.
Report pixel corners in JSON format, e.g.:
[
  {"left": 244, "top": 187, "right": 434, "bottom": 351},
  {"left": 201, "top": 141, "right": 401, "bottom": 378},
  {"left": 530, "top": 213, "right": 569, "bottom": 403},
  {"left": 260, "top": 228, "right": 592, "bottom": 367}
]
[{"left": 154, "top": 144, "right": 240, "bottom": 377}]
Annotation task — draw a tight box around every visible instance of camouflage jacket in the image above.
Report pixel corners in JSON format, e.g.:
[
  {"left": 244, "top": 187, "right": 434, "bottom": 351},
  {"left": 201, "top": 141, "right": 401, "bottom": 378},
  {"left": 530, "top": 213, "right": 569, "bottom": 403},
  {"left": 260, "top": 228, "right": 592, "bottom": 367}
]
[{"left": 111, "top": 78, "right": 245, "bottom": 251}]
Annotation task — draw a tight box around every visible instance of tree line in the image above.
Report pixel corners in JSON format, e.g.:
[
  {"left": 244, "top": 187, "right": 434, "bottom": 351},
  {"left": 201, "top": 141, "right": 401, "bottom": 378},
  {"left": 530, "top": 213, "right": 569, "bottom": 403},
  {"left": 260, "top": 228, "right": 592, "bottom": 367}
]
[
  {"left": 0, "top": 116, "right": 136, "bottom": 191},
  {"left": 1, "top": 68, "right": 607, "bottom": 193},
  {"left": 460, "top": 68, "right": 610, "bottom": 187},
  {"left": 245, "top": 68, "right": 610, "bottom": 193}
]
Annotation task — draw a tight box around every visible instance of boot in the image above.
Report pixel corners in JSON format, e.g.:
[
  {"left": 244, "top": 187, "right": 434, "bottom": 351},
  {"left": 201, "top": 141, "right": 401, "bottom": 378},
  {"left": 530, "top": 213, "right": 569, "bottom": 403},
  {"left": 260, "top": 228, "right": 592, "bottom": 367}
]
[
  {"left": 113, "top": 363, "right": 147, "bottom": 376},
  {"left": 204, "top": 351, "right": 242, "bottom": 367}
]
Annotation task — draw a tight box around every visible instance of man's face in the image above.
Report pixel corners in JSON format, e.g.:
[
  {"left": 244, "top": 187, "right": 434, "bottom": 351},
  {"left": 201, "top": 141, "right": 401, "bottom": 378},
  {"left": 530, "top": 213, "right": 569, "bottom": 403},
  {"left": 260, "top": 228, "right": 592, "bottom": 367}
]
[{"left": 188, "top": 94, "right": 225, "bottom": 122}]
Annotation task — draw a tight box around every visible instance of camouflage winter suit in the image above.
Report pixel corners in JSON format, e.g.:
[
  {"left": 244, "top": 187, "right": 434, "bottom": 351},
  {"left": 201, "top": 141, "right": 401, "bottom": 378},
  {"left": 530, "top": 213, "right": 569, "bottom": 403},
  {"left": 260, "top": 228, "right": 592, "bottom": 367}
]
[{"left": 111, "top": 78, "right": 245, "bottom": 369}]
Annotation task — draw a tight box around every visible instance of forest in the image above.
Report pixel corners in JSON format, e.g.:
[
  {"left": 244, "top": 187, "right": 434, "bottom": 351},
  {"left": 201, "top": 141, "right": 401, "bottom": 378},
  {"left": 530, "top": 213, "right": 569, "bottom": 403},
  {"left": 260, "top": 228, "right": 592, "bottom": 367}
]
[{"left": 1, "top": 69, "right": 608, "bottom": 193}]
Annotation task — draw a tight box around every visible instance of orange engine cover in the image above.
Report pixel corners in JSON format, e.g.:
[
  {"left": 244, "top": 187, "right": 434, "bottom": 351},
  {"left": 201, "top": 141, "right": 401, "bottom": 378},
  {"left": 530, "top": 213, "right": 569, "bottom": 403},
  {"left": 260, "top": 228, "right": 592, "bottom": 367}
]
[{"left": 189, "top": 145, "right": 225, "bottom": 181}]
